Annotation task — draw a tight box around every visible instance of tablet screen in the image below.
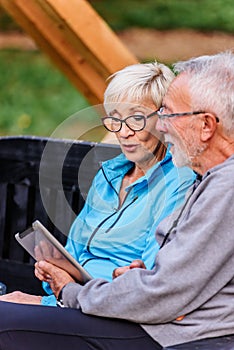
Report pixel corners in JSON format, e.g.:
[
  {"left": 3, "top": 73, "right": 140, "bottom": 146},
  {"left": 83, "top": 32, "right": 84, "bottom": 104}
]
[{"left": 15, "top": 220, "right": 93, "bottom": 284}]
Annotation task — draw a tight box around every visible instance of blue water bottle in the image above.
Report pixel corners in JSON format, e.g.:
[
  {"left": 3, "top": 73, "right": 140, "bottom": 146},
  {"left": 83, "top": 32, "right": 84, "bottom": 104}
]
[{"left": 0, "top": 282, "right": 7, "bottom": 295}]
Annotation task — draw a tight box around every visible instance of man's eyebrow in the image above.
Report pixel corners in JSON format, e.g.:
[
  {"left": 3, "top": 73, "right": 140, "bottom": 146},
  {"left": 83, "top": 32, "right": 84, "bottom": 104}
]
[{"left": 162, "top": 103, "right": 173, "bottom": 113}]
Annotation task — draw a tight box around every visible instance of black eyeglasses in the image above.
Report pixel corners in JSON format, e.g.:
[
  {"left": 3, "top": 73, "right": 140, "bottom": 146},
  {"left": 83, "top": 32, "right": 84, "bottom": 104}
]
[
  {"left": 156, "top": 107, "right": 219, "bottom": 122},
  {"left": 101, "top": 111, "right": 158, "bottom": 132}
]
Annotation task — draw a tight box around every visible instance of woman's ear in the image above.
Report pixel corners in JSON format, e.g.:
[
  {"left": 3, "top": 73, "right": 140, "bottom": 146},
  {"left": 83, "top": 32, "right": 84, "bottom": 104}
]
[{"left": 200, "top": 113, "right": 218, "bottom": 141}]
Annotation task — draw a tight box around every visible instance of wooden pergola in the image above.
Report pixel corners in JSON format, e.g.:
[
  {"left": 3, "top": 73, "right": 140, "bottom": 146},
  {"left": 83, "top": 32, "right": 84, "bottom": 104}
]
[{"left": 0, "top": 0, "right": 138, "bottom": 105}]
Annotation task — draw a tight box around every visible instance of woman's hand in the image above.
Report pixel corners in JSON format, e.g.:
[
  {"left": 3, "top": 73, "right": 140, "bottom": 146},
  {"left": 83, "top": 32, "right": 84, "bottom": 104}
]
[
  {"left": 35, "top": 260, "right": 75, "bottom": 298},
  {"left": 0, "top": 291, "right": 42, "bottom": 304},
  {"left": 112, "top": 259, "right": 146, "bottom": 279}
]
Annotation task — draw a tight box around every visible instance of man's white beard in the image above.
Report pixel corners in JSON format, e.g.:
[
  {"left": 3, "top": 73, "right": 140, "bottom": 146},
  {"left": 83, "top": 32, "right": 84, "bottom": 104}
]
[
  {"left": 171, "top": 146, "right": 191, "bottom": 168},
  {"left": 172, "top": 142, "right": 208, "bottom": 168}
]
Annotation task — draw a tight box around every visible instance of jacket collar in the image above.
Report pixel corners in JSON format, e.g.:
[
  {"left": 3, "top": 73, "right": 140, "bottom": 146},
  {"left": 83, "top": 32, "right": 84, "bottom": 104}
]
[{"left": 101, "top": 149, "right": 172, "bottom": 186}]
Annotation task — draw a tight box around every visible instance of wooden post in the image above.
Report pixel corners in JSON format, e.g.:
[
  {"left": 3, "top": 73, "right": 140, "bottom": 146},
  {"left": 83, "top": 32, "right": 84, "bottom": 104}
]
[{"left": 0, "top": 0, "right": 138, "bottom": 104}]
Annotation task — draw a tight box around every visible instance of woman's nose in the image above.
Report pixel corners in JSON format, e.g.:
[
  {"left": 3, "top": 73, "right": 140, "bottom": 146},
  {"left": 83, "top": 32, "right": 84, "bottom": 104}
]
[{"left": 118, "top": 122, "right": 135, "bottom": 137}]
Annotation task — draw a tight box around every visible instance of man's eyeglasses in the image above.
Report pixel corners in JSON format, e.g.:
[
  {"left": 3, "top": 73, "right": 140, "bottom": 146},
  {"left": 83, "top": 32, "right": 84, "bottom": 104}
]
[
  {"left": 101, "top": 111, "right": 158, "bottom": 132},
  {"left": 156, "top": 106, "right": 219, "bottom": 122}
]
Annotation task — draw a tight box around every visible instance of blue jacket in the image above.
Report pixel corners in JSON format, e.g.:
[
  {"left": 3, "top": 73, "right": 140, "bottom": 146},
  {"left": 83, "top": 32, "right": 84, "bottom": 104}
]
[{"left": 42, "top": 150, "right": 195, "bottom": 305}]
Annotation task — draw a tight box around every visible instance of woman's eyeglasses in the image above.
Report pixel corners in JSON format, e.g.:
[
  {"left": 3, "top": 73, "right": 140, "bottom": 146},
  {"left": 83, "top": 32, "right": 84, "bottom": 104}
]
[{"left": 101, "top": 111, "right": 158, "bottom": 132}]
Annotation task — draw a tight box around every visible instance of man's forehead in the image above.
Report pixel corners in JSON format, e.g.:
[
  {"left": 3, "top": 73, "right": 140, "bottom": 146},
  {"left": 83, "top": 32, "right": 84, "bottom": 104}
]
[{"left": 163, "top": 73, "right": 191, "bottom": 109}]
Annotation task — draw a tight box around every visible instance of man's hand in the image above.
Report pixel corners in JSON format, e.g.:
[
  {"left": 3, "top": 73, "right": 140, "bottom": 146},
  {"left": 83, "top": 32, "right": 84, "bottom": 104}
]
[
  {"left": 35, "top": 260, "right": 75, "bottom": 298},
  {"left": 112, "top": 259, "right": 146, "bottom": 279},
  {"left": 0, "top": 291, "right": 42, "bottom": 304}
]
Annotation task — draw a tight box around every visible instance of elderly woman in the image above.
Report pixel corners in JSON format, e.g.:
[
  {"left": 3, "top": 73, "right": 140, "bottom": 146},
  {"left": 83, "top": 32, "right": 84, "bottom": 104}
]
[{"left": 1, "top": 62, "right": 195, "bottom": 306}]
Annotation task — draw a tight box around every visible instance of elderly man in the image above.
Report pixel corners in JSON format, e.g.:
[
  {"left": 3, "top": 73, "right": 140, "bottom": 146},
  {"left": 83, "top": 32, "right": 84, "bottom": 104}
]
[{"left": 0, "top": 51, "right": 234, "bottom": 350}]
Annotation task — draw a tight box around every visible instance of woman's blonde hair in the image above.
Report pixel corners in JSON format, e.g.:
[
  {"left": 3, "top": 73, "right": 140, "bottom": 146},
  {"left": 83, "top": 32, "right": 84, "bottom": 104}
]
[
  {"left": 104, "top": 62, "right": 175, "bottom": 160},
  {"left": 104, "top": 61, "right": 175, "bottom": 108}
]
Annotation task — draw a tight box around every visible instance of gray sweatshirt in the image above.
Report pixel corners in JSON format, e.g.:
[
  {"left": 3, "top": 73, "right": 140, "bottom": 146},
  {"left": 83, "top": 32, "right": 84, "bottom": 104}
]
[{"left": 63, "top": 155, "right": 234, "bottom": 347}]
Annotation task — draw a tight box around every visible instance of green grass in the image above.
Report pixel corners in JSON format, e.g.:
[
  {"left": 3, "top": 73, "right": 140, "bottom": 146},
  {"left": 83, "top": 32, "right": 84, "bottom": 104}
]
[
  {"left": 0, "top": 50, "right": 89, "bottom": 136},
  {"left": 1, "top": 0, "right": 234, "bottom": 33},
  {"left": 1, "top": 0, "right": 234, "bottom": 137},
  {"left": 90, "top": 0, "right": 234, "bottom": 32}
]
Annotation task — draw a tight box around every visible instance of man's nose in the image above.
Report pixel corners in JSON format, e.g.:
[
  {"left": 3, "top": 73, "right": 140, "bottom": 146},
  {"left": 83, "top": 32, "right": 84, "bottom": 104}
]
[{"left": 156, "top": 118, "right": 168, "bottom": 133}]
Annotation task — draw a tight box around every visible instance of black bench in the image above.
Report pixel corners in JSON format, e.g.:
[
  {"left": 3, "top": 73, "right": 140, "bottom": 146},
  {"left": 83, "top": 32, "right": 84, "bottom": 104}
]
[
  {"left": 0, "top": 136, "right": 120, "bottom": 294},
  {"left": 165, "top": 334, "right": 234, "bottom": 349},
  {"left": 0, "top": 136, "right": 233, "bottom": 349}
]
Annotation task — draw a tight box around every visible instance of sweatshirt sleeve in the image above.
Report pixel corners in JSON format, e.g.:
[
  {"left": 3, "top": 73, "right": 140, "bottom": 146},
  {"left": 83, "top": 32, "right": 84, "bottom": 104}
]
[
  {"left": 62, "top": 168, "right": 234, "bottom": 324},
  {"left": 143, "top": 168, "right": 194, "bottom": 269}
]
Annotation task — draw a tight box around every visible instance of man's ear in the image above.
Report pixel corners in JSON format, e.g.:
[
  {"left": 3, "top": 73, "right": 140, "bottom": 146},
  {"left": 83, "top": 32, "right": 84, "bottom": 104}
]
[{"left": 200, "top": 113, "right": 218, "bottom": 141}]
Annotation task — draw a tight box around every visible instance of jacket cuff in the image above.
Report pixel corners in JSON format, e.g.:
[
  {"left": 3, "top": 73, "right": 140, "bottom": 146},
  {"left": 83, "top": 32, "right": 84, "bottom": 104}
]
[{"left": 41, "top": 294, "right": 57, "bottom": 307}]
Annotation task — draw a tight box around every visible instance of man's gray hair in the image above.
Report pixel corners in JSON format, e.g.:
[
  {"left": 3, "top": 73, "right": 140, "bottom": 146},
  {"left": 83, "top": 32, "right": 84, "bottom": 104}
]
[
  {"left": 173, "top": 51, "right": 234, "bottom": 135},
  {"left": 104, "top": 62, "right": 175, "bottom": 109}
]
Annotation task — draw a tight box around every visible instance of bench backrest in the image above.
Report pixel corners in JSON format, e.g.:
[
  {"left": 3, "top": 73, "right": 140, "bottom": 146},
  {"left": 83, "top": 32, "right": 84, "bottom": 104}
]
[{"left": 0, "top": 136, "right": 120, "bottom": 293}]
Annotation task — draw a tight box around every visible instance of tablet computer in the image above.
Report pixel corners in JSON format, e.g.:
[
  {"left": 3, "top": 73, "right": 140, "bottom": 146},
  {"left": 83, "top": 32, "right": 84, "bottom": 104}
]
[{"left": 15, "top": 220, "right": 93, "bottom": 284}]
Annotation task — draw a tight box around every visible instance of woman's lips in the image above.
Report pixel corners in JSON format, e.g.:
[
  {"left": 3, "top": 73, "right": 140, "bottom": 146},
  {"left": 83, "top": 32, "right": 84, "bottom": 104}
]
[{"left": 121, "top": 144, "right": 139, "bottom": 152}]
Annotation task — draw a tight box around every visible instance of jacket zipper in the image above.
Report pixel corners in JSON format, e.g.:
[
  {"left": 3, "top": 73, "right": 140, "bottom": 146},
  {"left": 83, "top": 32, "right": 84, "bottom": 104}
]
[
  {"left": 86, "top": 210, "right": 119, "bottom": 253},
  {"left": 86, "top": 194, "right": 138, "bottom": 253},
  {"left": 86, "top": 167, "right": 138, "bottom": 253},
  {"left": 105, "top": 195, "right": 138, "bottom": 233}
]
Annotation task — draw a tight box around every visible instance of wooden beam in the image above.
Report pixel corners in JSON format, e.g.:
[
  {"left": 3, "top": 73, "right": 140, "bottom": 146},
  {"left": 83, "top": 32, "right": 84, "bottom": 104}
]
[{"left": 0, "top": 0, "right": 138, "bottom": 104}]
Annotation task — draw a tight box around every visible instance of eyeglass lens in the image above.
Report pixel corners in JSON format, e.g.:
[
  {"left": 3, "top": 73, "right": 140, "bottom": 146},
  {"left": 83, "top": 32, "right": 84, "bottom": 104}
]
[{"left": 103, "top": 115, "right": 146, "bottom": 132}]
